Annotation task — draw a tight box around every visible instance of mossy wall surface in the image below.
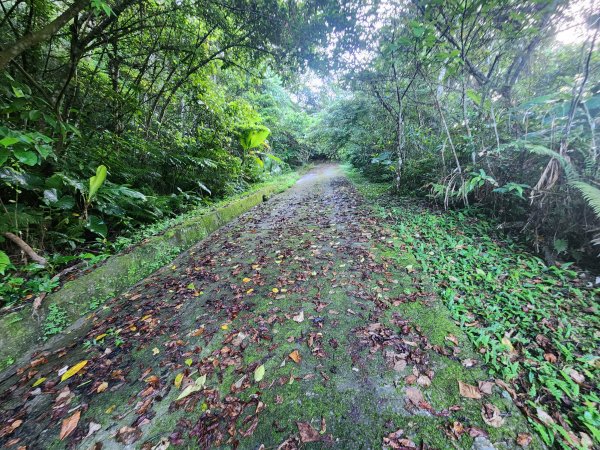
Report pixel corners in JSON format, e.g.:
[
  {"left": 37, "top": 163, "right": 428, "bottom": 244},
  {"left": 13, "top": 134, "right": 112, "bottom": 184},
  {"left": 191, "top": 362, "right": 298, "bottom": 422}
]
[{"left": 0, "top": 179, "right": 295, "bottom": 371}]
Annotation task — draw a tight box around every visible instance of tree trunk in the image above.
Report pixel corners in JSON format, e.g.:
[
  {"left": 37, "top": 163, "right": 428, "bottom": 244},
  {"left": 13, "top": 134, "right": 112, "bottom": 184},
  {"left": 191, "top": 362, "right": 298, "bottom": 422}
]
[{"left": 0, "top": 0, "right": 89, "bottom": 71}]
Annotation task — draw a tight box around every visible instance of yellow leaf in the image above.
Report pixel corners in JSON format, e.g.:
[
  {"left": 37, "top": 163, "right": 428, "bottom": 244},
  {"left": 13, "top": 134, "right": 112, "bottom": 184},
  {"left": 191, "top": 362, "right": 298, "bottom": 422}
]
[
  {"left": 221, "top": 324, "right": 229, "bottom": 330},
  {"left": 174, "top": 373, "right": 184, "bottom": 389},
  {"left": 246, "top": 288, "right": 254, "bottom": 294},
  {"left": 254, "top": 365, "right": 265, "bottom": 382},
  {"left": 242, "top": 277, "right": 251, "bottom": 283},
  {"left": 32, "top": 377, "right": 46, "bottom": 387},
  {"left": 185, "top": 358, "right": 193, "bottom": 366},
  {"left": 95, "top": 333, "right": 107, "bottom": 341},
  {"left": 97, "top": 381, "right": 109, "bottom": 393},
  {"left": 272, "top": 288, "right": 279, "bottom": 293},
  {"left": 61, "top": 360, "right": 88, "bottom": 382},
  {"left": 105, "top": 404, "right": 116, "bottom": 414},
  {"left": 152, "top": 347, "right": 160, "bottom": 355}
]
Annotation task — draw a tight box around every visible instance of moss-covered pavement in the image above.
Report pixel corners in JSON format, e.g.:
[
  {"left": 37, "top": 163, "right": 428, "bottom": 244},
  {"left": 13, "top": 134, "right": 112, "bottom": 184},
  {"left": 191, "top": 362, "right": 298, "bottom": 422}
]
[{"left": 0, "top": 164, "right": 542, "bottom": 449}]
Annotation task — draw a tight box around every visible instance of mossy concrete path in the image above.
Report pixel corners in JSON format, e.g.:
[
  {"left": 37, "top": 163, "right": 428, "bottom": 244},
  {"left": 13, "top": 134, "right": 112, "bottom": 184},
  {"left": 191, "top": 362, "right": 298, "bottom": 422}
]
[{"left": 0, "top": 164, "right": 540, "bottom": 449}]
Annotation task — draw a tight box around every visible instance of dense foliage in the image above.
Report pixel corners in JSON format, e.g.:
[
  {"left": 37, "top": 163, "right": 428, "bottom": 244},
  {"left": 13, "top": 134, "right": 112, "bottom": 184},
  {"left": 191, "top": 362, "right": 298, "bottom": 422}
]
[
  {"left": 309, "top": 0, "right": 600, "bottom": 268},
  {"left": 0, "top": 0, "right": 354, "bottom": 295}
]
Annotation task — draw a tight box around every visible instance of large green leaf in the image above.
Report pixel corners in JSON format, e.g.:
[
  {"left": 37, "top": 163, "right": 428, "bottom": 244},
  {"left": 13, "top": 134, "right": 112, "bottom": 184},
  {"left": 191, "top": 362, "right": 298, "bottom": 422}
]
[
  {"left": 0, "top": 251, "right": 10, "bottom": 274},
  {"left": 14, "top": 149, "right": 38, "bottom": 166},
  {"left": 0, "top": 148, "right": 8, "bottom": 166},
  {"left": 240, "top": 126, "right": 271, "bottom": 150},
  {"left": 86, "top": 215, "right": 108, "bottom": 237},
  {"left": 88, "top": 165, "right": 108, "bottom": 201}
]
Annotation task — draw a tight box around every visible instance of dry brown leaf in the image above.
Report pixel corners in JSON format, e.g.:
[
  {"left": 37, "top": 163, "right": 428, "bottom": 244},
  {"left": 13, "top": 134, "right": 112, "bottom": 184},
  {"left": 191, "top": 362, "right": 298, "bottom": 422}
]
[
  {"left": 458, "top": 381, "right": 481, "bottom": 399},
  {"left": 289, "top": 350, "right": 301, "bottom": 364},
  {"left": 96, "top": 381, "right": 108, "bottom": 393},
  {"left": 416, "top": 375, "right": 431, "bottom": 387},
  {"left": 115, "top": 426, "right": 142, "bottom": 445},
  {"left": 478, "top": 381, "right": 494, "bottom": 395},
  {"left": 393, "top": 359, "right": 407, "bottom": 372},
  {"left": 495, "top": 379, "right": 517, "bottom": 399},
  {"left": 516, "top": 433, "right": 532, "bottom": 447},
  {"left": 481, "top": 403, "right": 504, "bottom": 428},
  {"left": 292, "top": 311, "right": 304, "bottom": 323},
  {"left": 59, "top": 410, "right": 80, "bottom": 440},
  {"left": 536, "top": 408, "right": 555, "bottom": 426},
  {"left": 86, "top": 422, "right": 101, "bottom": 438},
  {"left": 568, "top": 368, "right": 585, "bottom": 385},
  {"left": 297, "top": 421, "right": 320, "bottom": 443},
  {"left": 405, "top": 387, "right": 424, "bottom": 407},
  {"left": 462, "top": 358, "right": 477, "bottom": 368},
  {"left": 445, "top": 334, "right": 459, "bottom": 345}
]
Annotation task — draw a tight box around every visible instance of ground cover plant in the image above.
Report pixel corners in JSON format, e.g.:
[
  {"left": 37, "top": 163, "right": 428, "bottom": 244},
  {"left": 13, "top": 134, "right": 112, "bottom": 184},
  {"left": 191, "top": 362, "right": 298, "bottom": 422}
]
[{"left": 349, "top": 168, "right": 600, "bottom": 449}]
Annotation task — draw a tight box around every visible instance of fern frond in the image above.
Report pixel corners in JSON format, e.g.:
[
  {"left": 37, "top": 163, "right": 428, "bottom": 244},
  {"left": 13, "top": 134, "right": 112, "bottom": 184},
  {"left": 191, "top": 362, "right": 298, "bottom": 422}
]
[{"left": 570, "top": 181, "right": 600, "bottom": 220}]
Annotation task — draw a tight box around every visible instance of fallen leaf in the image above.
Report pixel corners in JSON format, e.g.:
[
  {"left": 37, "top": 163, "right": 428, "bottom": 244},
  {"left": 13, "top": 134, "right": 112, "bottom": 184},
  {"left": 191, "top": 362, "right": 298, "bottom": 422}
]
[
  {"left": 145, "top": 375, "right": 160, "bottom": 386},
  {"left": 176, "top": 375, "right": 206, "bottom": 400},
  {"left": 242, "top": 277, "right": 251, "bottom": 283},
  {"left": 59, "top": 410, "right": 80, "bottom": 440},
  {"left": 478, "top": 381, "right": 494, "bottom": 395},
  {"left": 481, "top": 403, "right": 504, "bottom": 428},
  {"left": 97, "top": 381, "right": 108, "bottom": 393},
  {"left": 416, "top": 375, "right": 431, "bottom": 387},
  {"left": 86, "top": 422, "right": 101, "bottom": 438},
  {"left": 297, "top": 421, "right": 320, "bottom": 443},
  {"left": 458, "top": 381, "right": 481, "bottom": 399},
  {"left": 289, "top": 350, "right": 301, "bottom": 363},
  {"left": 254, "top": 365, "right": 265, "bottom": 382},
  {"left": 292, "top": 310, "right": 304, "bottom": 322},
  {"left": 501, "top": 336, "right": 517, "bottom": 355},
  {"left": 32, "top": 377, "right": 46, "bottom": 387},
  {"left": 115, "top": 426, "right": 142, "bottom": 445},
  {"left": 191, "top": 327, "right": 205, "bottom": 337},
  {"left": 462, "top": 358, "right": 477, "bottom": 368},
  {"left": 445, "top": 334, "right": 459, "bottom": 345},
  {"left": 393, "top": 359, "right": 407, "bottom": 372},
  {"left": 450, "top": 421, "right": 465, "bottom": 438},
  {"left": 516, "top": 433, "right": 532, "bottom": 447},
  {"left": 544, "top": 353, "right": 557, "bottom": 363},
  {"left": 60, "top": 360, "right": 88, "bottom": 382},
  {"left": 4, "top": 420, "right": 22, "bottom": 434},
  {"left": 536, "top": 407, "right": 555, "bottom": 426},
  {"left": 185, "top": 358, "right": 193, "bottom": 366},
  {"left": 405, "top": 387, "right": 424, "bottom": 407},
  {"left": 152, "top": 347, "right": 160, "bottom": 355},
  {"left": 174, "top": 373, "right": 184, "bottom": 389},
  {"left": 568, "top": 368, "right": 585, "bottom": 384},
  {"left": 494, "top": 379, "right": 517, "bottom": 399},
  {"left": 468, "top": 427, "right": 488, "bottom": 438}
]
